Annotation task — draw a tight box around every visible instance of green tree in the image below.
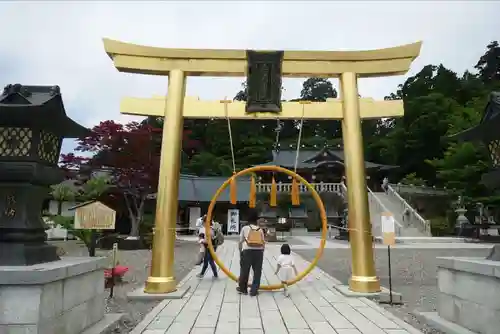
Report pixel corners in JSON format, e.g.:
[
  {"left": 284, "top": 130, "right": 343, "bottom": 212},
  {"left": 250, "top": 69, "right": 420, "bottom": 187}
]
[
  {"left": 50, "top": 183, "right": 76, "bottom": 215},
  {"left": 80, "top": 175, "right": 111, "bottom": 201},
  {"left": 298, "top": 78, "right": 340, "bottom": 148},
  {"left": 370, "top": 41, "right": 499, "bottom": 205},
  {"left": 475, "top": 41, "right": 500, "bottom": 85}
]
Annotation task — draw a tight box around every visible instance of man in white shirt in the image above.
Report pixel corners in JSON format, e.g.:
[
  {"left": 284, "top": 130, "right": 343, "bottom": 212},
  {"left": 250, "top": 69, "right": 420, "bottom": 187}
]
[
  {"left": 237, "top": 209, "right": 265, "bottom": 296},
  {"left": 195, "top": 214, "right": 207, "bottom": 235}
]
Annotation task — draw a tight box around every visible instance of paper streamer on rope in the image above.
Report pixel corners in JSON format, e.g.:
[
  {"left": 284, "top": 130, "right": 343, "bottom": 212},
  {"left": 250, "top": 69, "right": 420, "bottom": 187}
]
[
  {"left": 270, "top": 176, "right": 277, "bottom": 207},
  {"left": 229, "top": 173, "right": 237, "bottom": 205},
  {"left": 291, "top": 178, "right": 300, "bottom": 206},
  {"left": 249, "top": 176, "right": 256, "bottom": 208}
]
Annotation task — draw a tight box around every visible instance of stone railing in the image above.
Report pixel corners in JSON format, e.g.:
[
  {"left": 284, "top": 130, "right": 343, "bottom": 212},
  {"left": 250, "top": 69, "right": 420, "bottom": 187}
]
[
  {"left": 367, "top": 186, "right": 402, "bottom": 237},
  {"left": 387, "top": 184, "right": 431, "bottom": 236},
  {"left": 389, "top": 183, "right": 450, "bottom": 196},
  {"left": 256, "top": 182, "right": 344, "bottom": 195}
]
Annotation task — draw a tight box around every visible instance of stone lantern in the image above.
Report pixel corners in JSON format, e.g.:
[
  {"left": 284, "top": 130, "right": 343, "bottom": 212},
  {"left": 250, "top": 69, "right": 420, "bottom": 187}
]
[{"left": 0, "top": 84, "right": 88, "bottom": 265}]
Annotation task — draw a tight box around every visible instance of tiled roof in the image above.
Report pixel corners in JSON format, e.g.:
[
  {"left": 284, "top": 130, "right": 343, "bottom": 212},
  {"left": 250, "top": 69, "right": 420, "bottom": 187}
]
[
  {"left": 58, "top": 173, "right": 253, "bottom": 203},
  {"left": 177, "top": 174, "right": 252, "bottom": 202},
  {"left": 0, "top": 84, "right": 88, "bottom": 138},
  {"left": 263, "top": 147, "right": 397, "bottom": 170}
]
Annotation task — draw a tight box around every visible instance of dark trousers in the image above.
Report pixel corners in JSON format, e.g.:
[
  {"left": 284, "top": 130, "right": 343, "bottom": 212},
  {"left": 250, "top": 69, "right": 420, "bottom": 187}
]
[
  {"left": 200, "top": 246, "right": 218, "bottom": 277},
  {"left": 239, "top": 249, "right": 264, "bottom": 294}
]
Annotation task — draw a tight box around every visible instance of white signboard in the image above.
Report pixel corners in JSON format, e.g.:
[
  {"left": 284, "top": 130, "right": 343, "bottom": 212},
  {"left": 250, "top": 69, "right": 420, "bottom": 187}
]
[
  {"left": 227, "top": 209, "right": 240, "bottom": 234},
  {"left": 381, "top": 212, "right": 396, "bottom": 245},
  {"left": 74, "top": 201, "right": 116, "bottom": 230},
  {"left": 189, "top": 207, "right": 201, "bottom": 231}
]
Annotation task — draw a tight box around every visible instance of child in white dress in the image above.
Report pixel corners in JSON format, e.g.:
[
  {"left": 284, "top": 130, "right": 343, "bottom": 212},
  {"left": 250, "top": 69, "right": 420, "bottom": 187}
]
[{"left": 274, "top": 244, "right": 298, "bottom": 297}]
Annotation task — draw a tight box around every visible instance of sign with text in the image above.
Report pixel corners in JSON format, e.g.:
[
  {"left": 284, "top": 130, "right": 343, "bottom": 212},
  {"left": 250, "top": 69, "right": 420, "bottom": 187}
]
[
  {"left": 381, "top": 212, "right": 396, "bottom": 246},
  {"left": 246, "top": 50, "right": 284, "bottom": 114},
  {"left": 73, "top": 201, "right": 116, "bottom": 230},
  {"left": 227, "top": 209, "right": 240, "bottom": 234}
]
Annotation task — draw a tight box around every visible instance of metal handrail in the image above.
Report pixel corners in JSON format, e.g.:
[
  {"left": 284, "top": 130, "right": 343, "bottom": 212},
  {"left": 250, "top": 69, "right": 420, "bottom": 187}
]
[{"left": 386, "top": 184, "right": 431, "bottom": 236}]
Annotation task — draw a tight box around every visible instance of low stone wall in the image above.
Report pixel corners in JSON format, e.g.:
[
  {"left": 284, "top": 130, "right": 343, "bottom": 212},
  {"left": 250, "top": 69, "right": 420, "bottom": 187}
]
[
  {"left": 0, "top": 257, "right": 108, "bottom": 334},
  {"left": 436, "top": 256, "right": 500, "bottom": 334}
]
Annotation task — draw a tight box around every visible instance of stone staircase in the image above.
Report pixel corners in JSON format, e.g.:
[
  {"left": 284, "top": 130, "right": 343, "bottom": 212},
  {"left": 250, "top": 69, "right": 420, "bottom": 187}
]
[
  {"left": 370, "top": 191, "right": 428, "bottom": 237},
  {"left": 366, "top": 183, "right": 432, "bottom": 240}
]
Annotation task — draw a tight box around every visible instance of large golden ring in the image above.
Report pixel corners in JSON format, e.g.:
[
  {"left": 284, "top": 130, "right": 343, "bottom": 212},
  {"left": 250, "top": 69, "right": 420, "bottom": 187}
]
[{"left": 204, "top": 165, "right": 328, "bottom": 291}]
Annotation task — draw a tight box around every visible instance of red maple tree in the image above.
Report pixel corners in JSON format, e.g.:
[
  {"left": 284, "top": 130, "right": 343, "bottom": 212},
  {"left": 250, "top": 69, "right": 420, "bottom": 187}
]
[{"left": 61, "top": 120, "right": 161, "bottom": 237}]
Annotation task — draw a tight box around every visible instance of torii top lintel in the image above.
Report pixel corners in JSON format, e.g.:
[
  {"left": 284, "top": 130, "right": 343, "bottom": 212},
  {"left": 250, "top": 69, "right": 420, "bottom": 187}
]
[{"left": 102, "top": 38, "right": 422, "bottom": 78}]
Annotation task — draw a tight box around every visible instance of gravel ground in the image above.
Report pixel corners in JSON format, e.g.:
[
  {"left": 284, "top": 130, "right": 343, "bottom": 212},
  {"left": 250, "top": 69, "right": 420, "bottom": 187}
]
[
  {"left": 295, "top": 247, "right": 492, "bottom": 334},
  {"left": 52, "top": 239, "right": 198, "bottom": 333}
]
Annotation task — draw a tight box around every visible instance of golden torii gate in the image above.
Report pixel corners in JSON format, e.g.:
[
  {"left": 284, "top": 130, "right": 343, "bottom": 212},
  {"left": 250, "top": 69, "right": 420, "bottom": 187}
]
[{"left": 103, "top": 38, "right": 421, "bottom": 295}]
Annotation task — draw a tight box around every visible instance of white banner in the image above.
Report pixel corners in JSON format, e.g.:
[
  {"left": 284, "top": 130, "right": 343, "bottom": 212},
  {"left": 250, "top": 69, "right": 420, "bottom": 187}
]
[
  {"left": 189, "top": 207, "right": 201, "bottom": 231},
  {"left": 381, "top": 213, "right": 395, "bottom": 233},
  {"left": 381, "top": 212, "right": 396, "bottom": 246},
  {"left": 227, "top": 209, "right": 240, "bottom": 234}
]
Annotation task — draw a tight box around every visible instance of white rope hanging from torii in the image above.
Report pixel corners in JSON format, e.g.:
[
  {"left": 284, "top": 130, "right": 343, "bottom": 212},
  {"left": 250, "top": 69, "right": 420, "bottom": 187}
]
[{"left": 218, "top": 98, "right": 308, "bottom": 207}]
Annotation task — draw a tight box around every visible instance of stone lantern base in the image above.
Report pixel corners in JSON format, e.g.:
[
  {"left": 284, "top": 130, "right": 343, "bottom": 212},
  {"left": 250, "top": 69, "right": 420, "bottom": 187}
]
[
  {"left": 0, "top": 183, "right": 60, "bottom": 265},
  {"left": 0, "top": 242, "right": 60, "bottom": 266},
  {"left": 0, "top": 257, "right": 124, "bottom": 334},
  {"left": 0, "top": 162, "right": 63, "bottom": 266}
]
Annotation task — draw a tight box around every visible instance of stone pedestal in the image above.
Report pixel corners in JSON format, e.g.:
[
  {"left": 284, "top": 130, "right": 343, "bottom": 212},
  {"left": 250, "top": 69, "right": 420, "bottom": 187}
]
[
  {"left": 0, "top": 163, "right": 65, "bottom": 266},
  {"left": 0, "top": 257, "right": 123, "bottom": 334},
  {"left": 417, "top": 256, "right": 500, "bottom": 334}
]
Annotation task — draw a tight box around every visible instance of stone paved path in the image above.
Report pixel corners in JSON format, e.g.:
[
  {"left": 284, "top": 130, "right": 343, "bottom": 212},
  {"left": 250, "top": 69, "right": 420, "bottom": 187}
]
[{"left": 131, "top": 241, "right": 423, "bottom": 334}]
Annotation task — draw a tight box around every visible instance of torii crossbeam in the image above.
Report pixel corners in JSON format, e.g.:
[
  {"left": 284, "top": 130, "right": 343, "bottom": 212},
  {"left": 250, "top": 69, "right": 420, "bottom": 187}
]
[
  {"left": 121, "top": 96, "right": 404, "bottom": 120},
  {"left": 103, "top": 38, "right": 421, "bottom": 295}
]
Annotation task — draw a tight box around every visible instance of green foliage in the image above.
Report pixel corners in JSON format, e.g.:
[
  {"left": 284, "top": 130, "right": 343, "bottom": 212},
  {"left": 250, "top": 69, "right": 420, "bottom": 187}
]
[
  {"left": 427, "top": 142, "right": 490, "bottom": 195},
  {"left": 140, "top": 213, "right": 155, "bottom": 235},
  {"left": 50, "top": 215, "right": 93, "bottom": 255},
  {"left": 400, "top": 173, "right": 427, "bottom": 186},
  {"left": 429, "top": 216, "right": 454, "bottom": 236},
  {"left": 368, "top": 41, "right": 500, "bottom": 204},
  {"left": 80, "top": 175, "right": 111, "bottom": 201},
  {"left": 50, "top": 184, "right": 76, "bottom": 202},
  {"left": 50, "top": 184, "right": 76, "bottom": 215}
]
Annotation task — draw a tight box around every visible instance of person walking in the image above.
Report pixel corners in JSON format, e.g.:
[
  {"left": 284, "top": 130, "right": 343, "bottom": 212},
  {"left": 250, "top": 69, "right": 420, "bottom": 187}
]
[
  {"left": 382, "top": 177, "right": 389, "bottom": 193},
  {"left": 196, "top": 224, "right": 218, "bottom": 279},
  {"left": 195, "top": 214, "right": 207, "bottom": 235},
  {"left": 274, "top": 243, "right": 299, "bottom": 297},
  {"left": 237, "top": 209, "right": 265, "bottom": 296}
]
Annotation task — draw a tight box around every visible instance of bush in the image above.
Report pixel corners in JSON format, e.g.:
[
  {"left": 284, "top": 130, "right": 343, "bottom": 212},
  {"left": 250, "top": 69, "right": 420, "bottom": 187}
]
[
  {"left": 400, "top": 172, "right": 427, "bottom": 186},
  {"left": 140, "top": 214, "right": 155, "bottom": 235},
  {"left": 430, "top": 216, "right": 454, "bottom": 236},
  {"left": 50, "top": 215, "right": 94, "bottom": 255}
]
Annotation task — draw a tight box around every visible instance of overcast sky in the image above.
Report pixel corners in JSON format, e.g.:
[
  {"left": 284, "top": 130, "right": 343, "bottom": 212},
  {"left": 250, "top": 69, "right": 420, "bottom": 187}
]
[{"left": 1, "top": 1, "right": 499, "bottom": 154}]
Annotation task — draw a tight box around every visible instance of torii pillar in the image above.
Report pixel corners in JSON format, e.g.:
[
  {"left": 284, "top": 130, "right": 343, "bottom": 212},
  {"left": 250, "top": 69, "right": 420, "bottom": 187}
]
[{"left": 103, "top": 38, "right": 421, "bottom": 294}]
